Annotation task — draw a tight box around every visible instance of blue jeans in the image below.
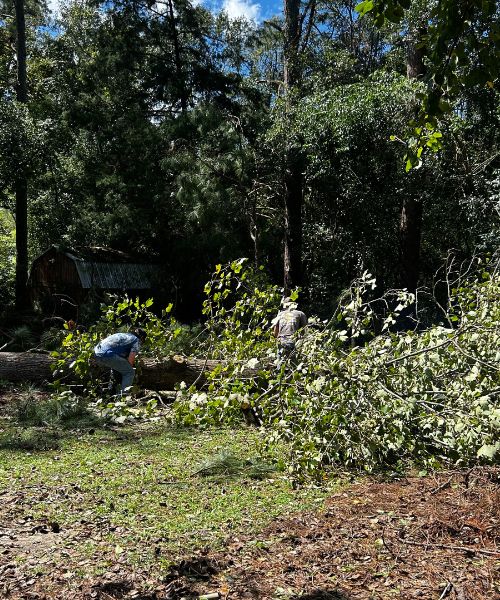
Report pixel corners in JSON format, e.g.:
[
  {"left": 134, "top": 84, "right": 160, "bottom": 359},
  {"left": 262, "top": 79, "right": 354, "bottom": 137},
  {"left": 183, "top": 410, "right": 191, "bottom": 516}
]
[{"left": 94, "top": 354, "right": 135, "bottom": 394}]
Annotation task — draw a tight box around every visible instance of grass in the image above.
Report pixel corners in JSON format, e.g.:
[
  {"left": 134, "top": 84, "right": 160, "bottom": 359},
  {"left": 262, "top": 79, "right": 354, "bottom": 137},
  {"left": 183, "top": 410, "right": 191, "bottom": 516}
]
[
  {"left": 0, "top": 427, "right": 61, "bottom": 450},
  {"left": 0, "top": 412, "right": 338, "bottom": 578},
  {"left": 15, "top": 391, "right": 103, "bottom": 428}
]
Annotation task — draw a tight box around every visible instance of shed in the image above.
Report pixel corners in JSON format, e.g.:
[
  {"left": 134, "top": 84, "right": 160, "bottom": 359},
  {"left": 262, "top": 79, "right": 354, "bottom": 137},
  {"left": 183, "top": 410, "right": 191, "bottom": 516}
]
[{"left": 28, "top": 246, "right": 158, "bottom": 315}]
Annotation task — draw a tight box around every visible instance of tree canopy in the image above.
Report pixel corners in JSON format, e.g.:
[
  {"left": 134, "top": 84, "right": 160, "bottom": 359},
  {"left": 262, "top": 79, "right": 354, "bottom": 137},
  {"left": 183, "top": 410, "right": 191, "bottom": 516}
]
[{"left": 0, "top": 0, "right": 498, "bottom": 317}]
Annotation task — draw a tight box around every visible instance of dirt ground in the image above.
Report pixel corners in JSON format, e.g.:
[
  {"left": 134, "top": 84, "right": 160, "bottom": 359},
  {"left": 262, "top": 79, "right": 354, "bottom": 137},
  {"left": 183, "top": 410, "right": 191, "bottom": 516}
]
[{"left": 1, "top": 466, "right": 498, "bottom": 600}]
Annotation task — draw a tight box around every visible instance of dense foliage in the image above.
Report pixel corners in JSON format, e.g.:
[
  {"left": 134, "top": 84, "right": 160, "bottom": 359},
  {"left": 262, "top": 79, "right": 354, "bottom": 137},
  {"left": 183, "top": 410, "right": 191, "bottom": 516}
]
[
  {"left": 356, "top": 0, "right": 500, "bottom": 167},
  {"left": 173, "top": 258, "right": 500, "bottom": 479},
  {"left": 48, "top": 252, "right": 500, "bottom": 479},
  {"left": 1, "top": 0, "right": 499, "bottom": 316},
  {"left": 1, "top": 1, "right": 499, "bottom": 479}
]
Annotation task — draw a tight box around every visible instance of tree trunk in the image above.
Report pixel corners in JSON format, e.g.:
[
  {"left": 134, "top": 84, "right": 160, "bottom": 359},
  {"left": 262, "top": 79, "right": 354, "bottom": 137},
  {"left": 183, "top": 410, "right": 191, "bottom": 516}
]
[
  {"left": 406, "top": 27, "right": 427, "bottom": 80},
  {"left": 0, "top": 353, "right": 259, "bottom": 390},
  {"left": 14, "top": 0, "right": 29, "bottom": 311},
  {"left": 399, "top": 27, "right": 426, "bottom": 293},
  {"left": 399, "top": 197, "right": 423, "bottom": 292},
  {"left": 283, "top": 0, "right": 301, "bottom": 90},
  {"left": 283, "top": 148, "right": 303, "bottom": 293},
  {"left": 283, "top": 0, "right": 303, "bottom": 293}
]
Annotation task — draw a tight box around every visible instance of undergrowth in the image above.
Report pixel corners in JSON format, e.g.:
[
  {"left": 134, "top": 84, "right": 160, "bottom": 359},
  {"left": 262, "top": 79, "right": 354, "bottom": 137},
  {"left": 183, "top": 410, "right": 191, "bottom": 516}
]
[
  {"left": 51, "top": 257, "right": 500, "bottom": 482},
  {"left": 15, "top": 391, "right": 102, "bottom": 428}
]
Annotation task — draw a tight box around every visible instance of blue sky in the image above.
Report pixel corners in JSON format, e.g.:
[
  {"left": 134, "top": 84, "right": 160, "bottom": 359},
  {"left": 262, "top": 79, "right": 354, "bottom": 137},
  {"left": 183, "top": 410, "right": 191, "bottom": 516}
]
[{"left": 47, "top": 0, "right": 283, "bottom": 23}]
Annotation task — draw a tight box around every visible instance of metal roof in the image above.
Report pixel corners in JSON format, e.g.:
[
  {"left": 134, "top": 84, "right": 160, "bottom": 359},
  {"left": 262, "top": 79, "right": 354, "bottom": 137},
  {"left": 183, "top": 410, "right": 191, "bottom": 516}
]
[
  {"left": 70, "top": 259, "right": 156, "bottom": 289},
  {"left": 29, "top": 246, "right": 158, "bottom": 290},
  {"left": 65, "top": 246, "right": 134, "bottom": 263}
]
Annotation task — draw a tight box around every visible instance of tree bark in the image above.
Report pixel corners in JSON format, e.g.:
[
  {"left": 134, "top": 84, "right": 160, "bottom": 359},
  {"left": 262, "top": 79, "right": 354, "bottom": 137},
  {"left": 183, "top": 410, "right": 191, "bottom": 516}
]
[
  {"left": 283, "top": 0, "right": 301, "bottom": 90},
  {"left": 14, "top": 0, "right": 30, "bottom": 311},
  {"left": 283, "top": 0, "right": 303, "bottom": 293},
  {"left": 283, "top": 148, "right": 303, "bottom": 293},
  {"left": 406, "top": 27, "right": 427, "bottom": 80},
  {"left": 0, "top": 353, "right": 259, "bottom": 390},
  {"left": 399, "top": 27, "right": 426, "bottom": 293},
  {"left": 399, "top": 197, "right": 423, "bottom": 292}
]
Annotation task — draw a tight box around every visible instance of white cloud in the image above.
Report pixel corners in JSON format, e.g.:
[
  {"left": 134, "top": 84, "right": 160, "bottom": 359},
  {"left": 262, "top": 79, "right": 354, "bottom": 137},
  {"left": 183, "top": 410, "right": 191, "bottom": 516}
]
[
  {"left": 47, "top": 0, "right": 60, "bottom": 14},
  {"left": 222, "top": 0, "right": 260, "bottom": 22},
  {"left": 46, "top": 0, "right": 260, "bottom": 23},
  {"left": 153, "top": 1, "right": 168, "bottom": 13}
]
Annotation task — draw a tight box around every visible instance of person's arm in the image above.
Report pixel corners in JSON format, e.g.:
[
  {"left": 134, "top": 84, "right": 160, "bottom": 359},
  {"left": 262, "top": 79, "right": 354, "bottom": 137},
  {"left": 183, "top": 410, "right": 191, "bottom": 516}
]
[
  {"left": 128, "top": 335, "right": 141, "bottom": 366},
  {"left": 271, "top": 313, "right": 281, "bottom": 338}
]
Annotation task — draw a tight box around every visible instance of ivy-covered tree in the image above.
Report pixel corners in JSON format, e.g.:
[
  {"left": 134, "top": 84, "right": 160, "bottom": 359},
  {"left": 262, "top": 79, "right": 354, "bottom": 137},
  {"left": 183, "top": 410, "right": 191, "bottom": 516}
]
[
  {"left": 356, "top": 0, "right": 500, "bottom": 165},
  {"left": 290, "top": 69, "right": 500, "bottom": 312}
]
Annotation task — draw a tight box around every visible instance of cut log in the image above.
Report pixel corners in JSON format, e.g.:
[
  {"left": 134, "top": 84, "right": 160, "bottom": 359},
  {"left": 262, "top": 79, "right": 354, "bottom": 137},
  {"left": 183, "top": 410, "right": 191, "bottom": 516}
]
[
  {"left": 0, "top": 352, "right": 54, "bottom": 385},
  {"left": 0, "top": 352, "right": 260, "bottom": 390}
]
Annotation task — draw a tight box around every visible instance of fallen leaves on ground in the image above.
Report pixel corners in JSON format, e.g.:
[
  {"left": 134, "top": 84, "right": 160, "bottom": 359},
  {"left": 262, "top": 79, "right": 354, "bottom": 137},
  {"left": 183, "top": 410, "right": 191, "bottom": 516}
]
[{"left": 1, "top": 467, "right": 498, "bottom": 599}]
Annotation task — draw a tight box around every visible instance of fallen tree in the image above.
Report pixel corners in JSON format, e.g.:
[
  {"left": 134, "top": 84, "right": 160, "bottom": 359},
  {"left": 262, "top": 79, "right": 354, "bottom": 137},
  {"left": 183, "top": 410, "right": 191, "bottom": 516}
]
[{"left": 0, "top": 352, "right": 252, "bottom": 390}]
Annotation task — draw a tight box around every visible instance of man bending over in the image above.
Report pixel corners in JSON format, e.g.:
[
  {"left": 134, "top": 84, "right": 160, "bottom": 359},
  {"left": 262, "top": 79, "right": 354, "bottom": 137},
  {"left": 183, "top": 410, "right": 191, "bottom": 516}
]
[{"left": 94, "top": 328, "right": 147, "bottom": 395}]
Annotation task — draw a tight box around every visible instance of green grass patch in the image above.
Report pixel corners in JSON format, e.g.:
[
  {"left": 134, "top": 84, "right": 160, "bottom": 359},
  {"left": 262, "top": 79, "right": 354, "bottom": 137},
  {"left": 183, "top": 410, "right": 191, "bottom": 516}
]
[
  {"left": 0, "top": 420, "right": 337, "bottom": 576},
  {"left": 0, "top": 427, "right": 61, "bottom": 451},
  {"left": 15, "top": 392, "right": 103, "bottom": 429}
]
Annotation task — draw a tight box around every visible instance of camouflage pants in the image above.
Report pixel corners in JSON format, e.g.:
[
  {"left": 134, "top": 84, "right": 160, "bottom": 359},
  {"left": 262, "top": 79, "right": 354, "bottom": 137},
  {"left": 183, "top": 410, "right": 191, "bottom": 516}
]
[{"left": 277, "top": 340, "right": 296, "bottom": 365}]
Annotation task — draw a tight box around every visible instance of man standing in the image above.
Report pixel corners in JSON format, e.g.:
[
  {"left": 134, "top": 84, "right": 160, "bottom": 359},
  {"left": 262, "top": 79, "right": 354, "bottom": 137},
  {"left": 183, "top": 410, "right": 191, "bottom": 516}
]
[
  {"left": 272, "top": 298, "right": 307, "bottom": 362},
  {"left": 94, "top": 328, "right": 147, "bottom": 395}
]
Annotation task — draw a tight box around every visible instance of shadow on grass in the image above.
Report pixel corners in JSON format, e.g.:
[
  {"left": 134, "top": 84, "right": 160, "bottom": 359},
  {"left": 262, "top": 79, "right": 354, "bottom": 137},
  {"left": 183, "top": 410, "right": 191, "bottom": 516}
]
[
  {"left": 0, "top": 390, "right": 221, "bottom": 455},
  {"left": 0, "top": 428, "right": 61, "bottom": 451},
  {"left": 0, "top": 419, "right": 206, "bottom": 450},
  {"left": 89, "top": 581, "right": 160, "bottom": 600},
  {"left": 191, "top": 450, "right": 280, "bottom": 481},
  {"left": 1, "top": 392, "right": 259, "bottom": 460},
  {"left": 89, "top": 578, "right": 195, "bottom": 600}
]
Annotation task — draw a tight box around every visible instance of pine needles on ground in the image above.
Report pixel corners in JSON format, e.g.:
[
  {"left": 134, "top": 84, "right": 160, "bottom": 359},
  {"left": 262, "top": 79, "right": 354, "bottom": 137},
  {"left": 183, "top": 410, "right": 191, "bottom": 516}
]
[{"left": 192, "top": 451, "right": 278, "bottom": 480}]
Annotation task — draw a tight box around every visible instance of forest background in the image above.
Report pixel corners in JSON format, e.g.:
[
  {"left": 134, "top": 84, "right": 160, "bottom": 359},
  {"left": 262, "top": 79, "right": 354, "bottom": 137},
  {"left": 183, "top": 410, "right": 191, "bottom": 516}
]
[{"left": 1, "top": 0, "right": 498, "bottom": 322}]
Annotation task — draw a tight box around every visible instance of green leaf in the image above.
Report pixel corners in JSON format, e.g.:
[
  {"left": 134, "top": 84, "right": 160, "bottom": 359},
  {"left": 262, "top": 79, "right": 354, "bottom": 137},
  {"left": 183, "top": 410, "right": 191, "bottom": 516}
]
[
  {"left": 354, "top": 1, "right": 374, "bottom": 16},
  {"left": 385, "top": 4, "right": 404, "bottom": 23},
  {"left": 438, "top": 99, "right": 452, "bottom": 113},
  {"left": 477, "top": 444, "right": 499, "bottom": 459}
]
